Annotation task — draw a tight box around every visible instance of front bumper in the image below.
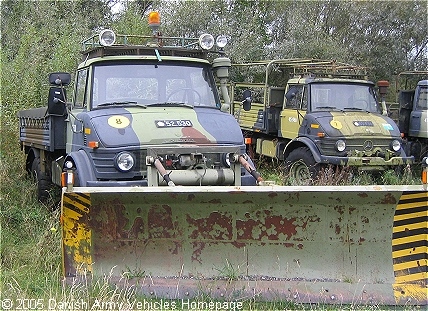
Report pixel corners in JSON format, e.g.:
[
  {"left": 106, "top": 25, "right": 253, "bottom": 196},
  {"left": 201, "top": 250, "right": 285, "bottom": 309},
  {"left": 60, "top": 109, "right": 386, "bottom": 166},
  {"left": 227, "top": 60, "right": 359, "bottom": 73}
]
[{"left": 319, "top": 155, "right": 415, "bottom": 168}]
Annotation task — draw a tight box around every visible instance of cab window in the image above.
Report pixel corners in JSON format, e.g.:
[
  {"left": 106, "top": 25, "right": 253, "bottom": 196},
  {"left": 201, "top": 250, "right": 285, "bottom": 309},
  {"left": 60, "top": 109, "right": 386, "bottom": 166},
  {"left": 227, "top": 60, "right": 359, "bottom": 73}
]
[
  {"left": 74, "top": 69, "right": 88, "bottom": 108},
  {"left": 285, "top": 85, "right": 307, "bottom": 109}
]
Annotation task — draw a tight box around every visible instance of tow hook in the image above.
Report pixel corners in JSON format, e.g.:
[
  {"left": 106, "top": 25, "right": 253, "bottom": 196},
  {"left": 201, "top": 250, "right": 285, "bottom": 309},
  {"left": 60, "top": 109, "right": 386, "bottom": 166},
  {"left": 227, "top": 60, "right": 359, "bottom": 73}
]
[
  {"left": 147, "top": 156, "right": 175, "bottom": 186},
  {"left": 235, "top": 154, "right": 263, "bottom": 185}
]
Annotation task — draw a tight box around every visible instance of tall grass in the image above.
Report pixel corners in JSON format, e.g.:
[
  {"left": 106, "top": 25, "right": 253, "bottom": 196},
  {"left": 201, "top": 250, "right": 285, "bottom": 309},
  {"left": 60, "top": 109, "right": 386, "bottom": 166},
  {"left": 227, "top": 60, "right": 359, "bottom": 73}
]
[{"left": 0, "top": 134, "right": 423, "bottom": 310}]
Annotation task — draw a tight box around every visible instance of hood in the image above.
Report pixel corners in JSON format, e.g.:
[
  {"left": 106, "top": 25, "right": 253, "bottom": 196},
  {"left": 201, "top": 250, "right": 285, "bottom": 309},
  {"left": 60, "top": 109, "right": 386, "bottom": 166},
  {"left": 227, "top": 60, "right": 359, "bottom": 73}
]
[
  {"left": 314, "top": 111, "right": 401, "bottom": 137},
  {"left": 86, "top": 107, "right": 243, "bottom": 148}
]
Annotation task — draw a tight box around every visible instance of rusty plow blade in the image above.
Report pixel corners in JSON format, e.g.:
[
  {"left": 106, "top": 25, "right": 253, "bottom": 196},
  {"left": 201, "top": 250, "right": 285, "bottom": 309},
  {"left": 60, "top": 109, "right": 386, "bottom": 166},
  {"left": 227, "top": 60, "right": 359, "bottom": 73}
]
[{"left": 61, "top": 185, "right": 427, "bottom": 305}]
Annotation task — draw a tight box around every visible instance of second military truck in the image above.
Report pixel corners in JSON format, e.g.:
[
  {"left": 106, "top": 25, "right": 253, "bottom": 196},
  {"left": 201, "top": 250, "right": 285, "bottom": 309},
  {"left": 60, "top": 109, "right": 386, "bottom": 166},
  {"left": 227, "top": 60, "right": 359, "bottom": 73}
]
[
  {"left": 229, "top": 59, "right": 414, "bottom": 183},
  {"left": 390, "top": 71, "right": 428, "bottom": 163}
]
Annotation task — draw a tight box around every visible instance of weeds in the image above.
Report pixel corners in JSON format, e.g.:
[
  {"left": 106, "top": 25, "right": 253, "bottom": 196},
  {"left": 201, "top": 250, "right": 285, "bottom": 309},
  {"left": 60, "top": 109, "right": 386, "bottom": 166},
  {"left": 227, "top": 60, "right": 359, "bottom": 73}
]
[
  {"left": 214, "top": 259, "right": 242, "bottom": 283},
  {"left": 1, "top": 140, "right": 424, "bottom": 310}
]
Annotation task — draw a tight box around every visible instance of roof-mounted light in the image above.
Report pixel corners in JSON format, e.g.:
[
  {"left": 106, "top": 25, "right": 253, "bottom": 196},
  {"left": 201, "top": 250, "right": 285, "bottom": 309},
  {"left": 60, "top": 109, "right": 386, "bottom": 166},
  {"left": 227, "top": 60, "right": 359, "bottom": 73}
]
[
  {"left": 148, "top": 11, "right": 160, "bottom": 33},
  {"left": 99, "top": 29, "right": 116, "bottom": 46},
  {"left": 216, "top": 35, "right": 227, "bottom": 48},
  {"left": 199, "top": 34, "right": 215, "bottom": 50}
]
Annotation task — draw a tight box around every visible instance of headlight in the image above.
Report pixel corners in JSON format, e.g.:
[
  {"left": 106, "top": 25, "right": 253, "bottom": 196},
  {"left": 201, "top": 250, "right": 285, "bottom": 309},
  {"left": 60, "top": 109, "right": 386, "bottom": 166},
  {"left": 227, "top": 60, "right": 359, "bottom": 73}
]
[
  {"left": 216, "top": 35, "right": 227, "bottom": 48},
  {"left": 115, "top": 152, "right": 135, "bottom": 172},
  {"left": 99, "top": 29, "right": 116, "bottom": 46},
  {"left": 335, "top": 140, "right": 346, "bottom": 152},
  {"left": 199, "top": 33, "right": 214, "bottom": 50},
  {"left": 390, "top": 139, "right": 401, "bottom": 152}
]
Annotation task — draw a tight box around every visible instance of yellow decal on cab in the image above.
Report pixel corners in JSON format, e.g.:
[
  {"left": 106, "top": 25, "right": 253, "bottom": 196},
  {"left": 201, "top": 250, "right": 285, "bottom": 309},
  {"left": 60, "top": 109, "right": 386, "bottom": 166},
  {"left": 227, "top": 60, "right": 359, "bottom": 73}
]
[
  {"left": 108, "top": 115, "right": 130, "bottom": 129},
  {"left": 330, "top": 120, "right": 342, "bottom": 129}
]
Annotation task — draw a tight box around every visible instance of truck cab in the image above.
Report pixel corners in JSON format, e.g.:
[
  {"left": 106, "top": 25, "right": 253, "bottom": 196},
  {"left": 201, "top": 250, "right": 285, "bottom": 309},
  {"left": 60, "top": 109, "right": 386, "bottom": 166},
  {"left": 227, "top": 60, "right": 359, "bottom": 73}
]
[
  {"left": 19, "top": 13, "right": 260, "bottom": 202},
  {"left": 395, "top": 72, "right": 428, "bottom": 162},
  {"left": 229, "top": 59, "right": 414, "bottom": 183}
]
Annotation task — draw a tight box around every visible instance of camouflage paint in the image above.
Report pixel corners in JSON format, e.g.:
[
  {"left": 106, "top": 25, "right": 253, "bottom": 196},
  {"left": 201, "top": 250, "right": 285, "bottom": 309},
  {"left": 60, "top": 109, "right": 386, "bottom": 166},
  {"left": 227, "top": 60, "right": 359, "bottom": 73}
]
[
  {"left": 75, "top": 107, "right": 243, "bottom": 149},
  {"left": 61, "top": 185, "right": 427, "bottom": 305}
]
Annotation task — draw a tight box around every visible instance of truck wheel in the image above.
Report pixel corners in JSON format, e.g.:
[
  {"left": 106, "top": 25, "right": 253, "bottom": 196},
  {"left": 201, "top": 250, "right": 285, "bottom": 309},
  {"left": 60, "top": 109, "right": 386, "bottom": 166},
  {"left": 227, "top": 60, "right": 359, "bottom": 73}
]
[
  {"left": 284, "top": 147, "right": 321, "bottom": 185},
  {"left": 31, "top": 157, "right": 53, "bottom": 203}
]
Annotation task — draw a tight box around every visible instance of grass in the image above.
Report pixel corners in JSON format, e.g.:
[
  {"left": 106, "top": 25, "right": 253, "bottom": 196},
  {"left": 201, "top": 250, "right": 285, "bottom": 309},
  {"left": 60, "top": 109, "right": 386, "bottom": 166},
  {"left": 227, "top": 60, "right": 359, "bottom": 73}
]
[
  {"left": 0, "top": 142, "right": 425, "bottom": 310},
  {"left": 256, "top": 157, "right": 422, "bottom": 186}
]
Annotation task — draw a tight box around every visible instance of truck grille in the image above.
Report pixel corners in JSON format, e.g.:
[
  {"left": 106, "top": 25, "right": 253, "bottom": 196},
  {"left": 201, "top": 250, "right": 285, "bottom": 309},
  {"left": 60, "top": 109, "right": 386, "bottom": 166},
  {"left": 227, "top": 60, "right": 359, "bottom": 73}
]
[{"left": 317, "top": 138, "right": 391, "bottom": 156}]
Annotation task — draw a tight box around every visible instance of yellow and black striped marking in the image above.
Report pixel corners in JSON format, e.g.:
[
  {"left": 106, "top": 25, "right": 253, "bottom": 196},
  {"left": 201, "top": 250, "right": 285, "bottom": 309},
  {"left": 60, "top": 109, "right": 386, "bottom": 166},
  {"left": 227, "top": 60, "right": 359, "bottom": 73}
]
[
  {"left": 392, "top": 190, "right": 428, "bottom": 303},
  {"left": 62, "top": 192, "right": 92, "bottom": 276}
]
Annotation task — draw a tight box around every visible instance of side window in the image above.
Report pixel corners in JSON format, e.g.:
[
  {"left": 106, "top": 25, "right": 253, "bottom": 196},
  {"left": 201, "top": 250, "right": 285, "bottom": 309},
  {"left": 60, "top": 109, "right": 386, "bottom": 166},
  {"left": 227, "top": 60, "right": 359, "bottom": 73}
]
[
  {"left": 74, "top": 69, "right": 88, "bottom": 108},
  {"left": 416, "top": 87, "right": 428, "bottom": 110},
  {"left": 301, "top": 86, "right": 308, "bottom": 110},
  {"left": 285, "top": 85, "right": 304, "bottom": 109}
]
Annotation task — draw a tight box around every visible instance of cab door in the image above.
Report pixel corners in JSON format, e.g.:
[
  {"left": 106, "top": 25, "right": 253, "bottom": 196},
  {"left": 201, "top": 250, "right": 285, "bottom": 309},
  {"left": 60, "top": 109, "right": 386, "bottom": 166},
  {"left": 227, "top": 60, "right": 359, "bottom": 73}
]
[
  {"left": 409, "top": 85, "right": 428, "bottom": 138},
  {"left": 280, "top": 84, "right": 307, "bottom": 139}
]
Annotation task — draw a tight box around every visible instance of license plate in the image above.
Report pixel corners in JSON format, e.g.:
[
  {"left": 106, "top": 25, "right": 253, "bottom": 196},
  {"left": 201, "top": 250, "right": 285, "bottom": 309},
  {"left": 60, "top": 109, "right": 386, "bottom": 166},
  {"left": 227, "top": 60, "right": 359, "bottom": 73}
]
[{"left": 155, "top": 120, "right": 193, "bottom": 128}]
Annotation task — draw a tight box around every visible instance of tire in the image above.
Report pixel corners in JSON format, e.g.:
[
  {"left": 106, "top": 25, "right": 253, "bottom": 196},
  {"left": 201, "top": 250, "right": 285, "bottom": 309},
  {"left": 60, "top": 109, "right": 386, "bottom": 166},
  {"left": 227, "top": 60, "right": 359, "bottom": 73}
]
[
  {"left": 284, "top": 147, "right": 322, "bottom": 185},
  {"left": 31, "top": 157, "right": 54, "bottom": 203}
]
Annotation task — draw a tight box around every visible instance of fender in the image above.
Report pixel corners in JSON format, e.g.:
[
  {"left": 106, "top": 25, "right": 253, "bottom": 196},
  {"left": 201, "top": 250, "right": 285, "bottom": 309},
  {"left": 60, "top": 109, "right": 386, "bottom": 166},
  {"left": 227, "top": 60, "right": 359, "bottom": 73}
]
[
  {"left": 284, "top": 136, "right": 322, "bottom": 162},
  {"left": 64, "top": 150, "right": 96, "bottom": 187}
]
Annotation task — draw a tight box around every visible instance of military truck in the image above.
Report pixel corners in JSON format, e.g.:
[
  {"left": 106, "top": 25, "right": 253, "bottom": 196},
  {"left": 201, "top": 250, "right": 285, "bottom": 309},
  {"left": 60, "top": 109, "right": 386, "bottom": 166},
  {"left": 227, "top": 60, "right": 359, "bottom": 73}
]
[
  {"left": 228, "top": 59, "right": 414, "bottom": 183},
  {"left": 389, "top": 71, "right": 428, "bottom": 163},
  {"left": 18, "top": 12, "right": 261, "bottom": 202}
]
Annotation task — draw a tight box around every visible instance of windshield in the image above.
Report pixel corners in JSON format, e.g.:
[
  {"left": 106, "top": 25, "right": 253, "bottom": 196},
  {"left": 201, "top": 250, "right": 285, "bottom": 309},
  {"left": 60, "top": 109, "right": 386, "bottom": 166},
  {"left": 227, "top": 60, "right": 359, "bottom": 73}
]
[
  {"left": 309, "top": 83, "right": 381, "bottom": 113},
  {"left": 91, "top": 61, "right": 220, "bottom": 109}
]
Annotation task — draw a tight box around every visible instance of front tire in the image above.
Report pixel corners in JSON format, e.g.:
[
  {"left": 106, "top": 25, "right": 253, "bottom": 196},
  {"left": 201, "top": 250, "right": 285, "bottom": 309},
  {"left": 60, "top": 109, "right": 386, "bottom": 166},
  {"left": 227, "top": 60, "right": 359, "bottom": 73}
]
[{"left": 284, "top": 147, "right": 322, "bottom": 185}]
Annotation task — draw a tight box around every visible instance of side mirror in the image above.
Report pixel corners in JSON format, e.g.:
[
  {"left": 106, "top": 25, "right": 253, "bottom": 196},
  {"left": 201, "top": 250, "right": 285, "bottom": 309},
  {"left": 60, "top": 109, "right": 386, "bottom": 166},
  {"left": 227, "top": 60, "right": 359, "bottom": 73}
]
[
  {"left": 242, "top": 89, "right": 252, "bottom": 111},
  {"left": 285, "top": 86, "right": 298, "bottom": 100},
  {"left": 48, "top": 87, "right": 67, "bottom": 115},
  {"left": 49, "top": 72, "right": 71, "bottom": 86}
]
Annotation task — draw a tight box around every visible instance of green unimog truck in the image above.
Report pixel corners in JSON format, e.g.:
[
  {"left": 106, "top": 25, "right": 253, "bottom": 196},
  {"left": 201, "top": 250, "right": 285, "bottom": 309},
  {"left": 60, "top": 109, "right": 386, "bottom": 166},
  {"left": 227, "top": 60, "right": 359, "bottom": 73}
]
[{"left": 228, "top": 59, "right": 414, "bottom": 183}]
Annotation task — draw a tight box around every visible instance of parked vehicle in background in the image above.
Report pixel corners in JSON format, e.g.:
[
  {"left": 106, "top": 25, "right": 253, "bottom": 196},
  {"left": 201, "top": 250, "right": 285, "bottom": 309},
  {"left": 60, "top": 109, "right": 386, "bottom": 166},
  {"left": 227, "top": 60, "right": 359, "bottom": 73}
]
[
  {"left": 228, "top": 59, "right": 414, "bottom": 184},
  {"left": 388, "top": 71, "right": 428, "bottom": 163}
]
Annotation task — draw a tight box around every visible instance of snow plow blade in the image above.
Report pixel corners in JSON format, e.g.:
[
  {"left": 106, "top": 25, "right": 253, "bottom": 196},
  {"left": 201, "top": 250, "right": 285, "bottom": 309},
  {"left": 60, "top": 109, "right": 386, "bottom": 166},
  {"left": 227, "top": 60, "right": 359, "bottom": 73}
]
[{"left": 61, "top": 185, "right": 427, "bottom": 305}]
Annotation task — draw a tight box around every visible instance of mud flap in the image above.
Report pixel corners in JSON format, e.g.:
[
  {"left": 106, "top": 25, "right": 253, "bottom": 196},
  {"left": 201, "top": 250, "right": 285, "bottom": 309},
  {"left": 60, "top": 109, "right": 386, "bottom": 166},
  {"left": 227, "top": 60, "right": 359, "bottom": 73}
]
[{"left": 61, "top": 185, "right": 427, "bottom": 305}]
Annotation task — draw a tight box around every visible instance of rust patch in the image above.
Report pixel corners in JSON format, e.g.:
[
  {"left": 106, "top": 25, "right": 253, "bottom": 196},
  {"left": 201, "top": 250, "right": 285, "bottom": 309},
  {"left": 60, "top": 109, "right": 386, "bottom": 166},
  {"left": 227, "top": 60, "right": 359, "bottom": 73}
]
[
  {"left": 357, "top": 192, "right": 369, "bottom": 198},
  {"left": 90, "top": 198, "right": 128, "bottom": 241},
  {"left": 334, "top": 205, "right": 345, "bottom": 215},
  {"left": 187, "top": 212, "right": 233, "bottom": 240},
  {"left": 148, "top": 205, "right": 176, "bottom": 238},
  {"left": 231, "top": 241, "right": 246, "bottom": 249},
  {"left": 335, "top": 224, "right": 341, "bottom": 234},
  {"left": 236, "top": 215, "right": 298, "bottom": 241},
  {"left": 168, "top": 193, "right": 179, "bottom": 199},
  {"left": 128, "top": 217, "right": 145, "bottom": 239},
  {"left": 187, "top": 194, "right": 196, "bottom": 201},
  {"left": 169, "top": 241, "right": 181, "bottom": 255},
  {"left": 268, "top": 192, "right": 278, "bottom": 198},
  {"left": 381, "top": 193, "right": 397, "bottom": 204},
  {"left": 191, "top": 241, "right": 205, "bottom": 263},
  {"left": 361, "top": 216, "right": 369, "bottom": 223}
]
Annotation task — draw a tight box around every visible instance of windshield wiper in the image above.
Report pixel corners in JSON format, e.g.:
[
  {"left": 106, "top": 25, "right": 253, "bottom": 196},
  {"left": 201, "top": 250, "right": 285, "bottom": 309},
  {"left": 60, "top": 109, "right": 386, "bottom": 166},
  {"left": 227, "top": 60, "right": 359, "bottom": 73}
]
[
  {"left": 148, "top": 102, "right": 194, "bottom": 109},
  {"left": 343, "top": 107, "right": 370, "bottom": 113},
  {"left": 95, "top": 101, "right": 147, "bottom": 109},
  {"left": 315, "top": 106, "right": 337, "bottom": 110}
]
